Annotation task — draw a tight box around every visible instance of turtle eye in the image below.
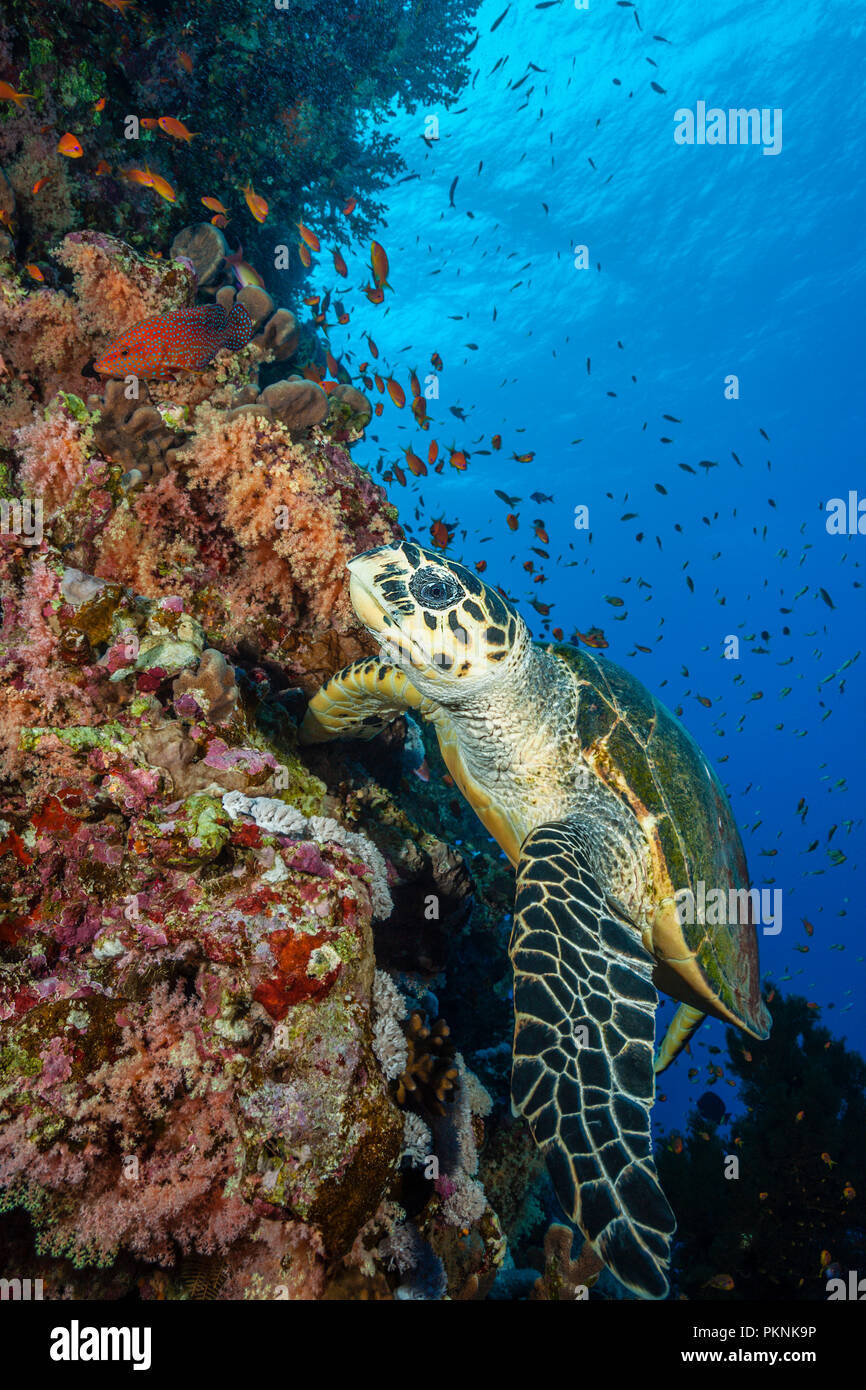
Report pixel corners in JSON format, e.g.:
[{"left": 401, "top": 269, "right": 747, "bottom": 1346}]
[{"left": 410, "top": 567, "right": 463, "bottom": 610}]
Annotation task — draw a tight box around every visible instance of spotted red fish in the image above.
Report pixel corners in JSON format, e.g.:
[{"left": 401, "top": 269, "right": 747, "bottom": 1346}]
[{"left": 94, "top": 303, "right": 254, "bottom": 378}]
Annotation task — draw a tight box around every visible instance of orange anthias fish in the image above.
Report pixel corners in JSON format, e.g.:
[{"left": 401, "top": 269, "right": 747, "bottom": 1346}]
[
  {"left": 57, "top": 132, "right": 84, "bottom": 158},
  {"left": 297, "top": 222, "right": 320, "bottom": 251},
  {"left": 298, "top": 242, "right": 312, "bottom": 268},
  {"left": 576, "top": 627, "right": 609, "bottom": 650},
  {"left": 177, "top": 50, "right": 194, "bottom": 75},
  {"left": 202, "top": 196, "right": 228, "bottom": 215},
  {"left": 404, "top": 448, "right": 426, "bottom": 477},
  {"left": 244, "top": 182, "right": 268, "bottom": 223},
  {"left": 149, "top": 170, "right": 176, "bottom": 203},
  {"left": 124, "top": 166, "right": 152, "bottom": 186},
  {"left": 362, "top": 282, "right": 384, "bottom": 304},
  {"left": 158, "top": 116, "right": 196, "bottom": 142},
  {"left": 387, "top": 379, "right": 405, "bottom": 408},
  {"left": 0, "top": 81, "right": 32, "bottom": 108},
  {"left": 332, "top": 249, "right": 348, "bottom": 277},
  {"left": 94, "top": 303, "right": 253, "bottom": 379},
  {"left": 25, "top": 264, "right": 45, "bottom": 282},
  {"left": 370, "top": 240, "right": 390, "bottom": 290},
  {"left": 342, "top": 196, "right": 356, "bottom": 215},
  {"left": 430, "top": 519, "right": 452, "bottom": 549},
  {"left": 32, "top": 176, "right": 50, "bottom": 194}
]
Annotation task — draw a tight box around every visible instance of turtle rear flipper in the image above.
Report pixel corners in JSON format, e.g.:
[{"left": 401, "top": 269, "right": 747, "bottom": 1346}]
[
  {"left": 655, "top": 1002, "right": 706, "bottom": 1074},
  {"left": 511, "top": 819, "right": 676, "bottom": 1299}
]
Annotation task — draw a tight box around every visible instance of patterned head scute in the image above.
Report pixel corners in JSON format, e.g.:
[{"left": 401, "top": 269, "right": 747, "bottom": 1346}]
[{"left": 347, "top": 541, "right": 529, "bottom": 698}]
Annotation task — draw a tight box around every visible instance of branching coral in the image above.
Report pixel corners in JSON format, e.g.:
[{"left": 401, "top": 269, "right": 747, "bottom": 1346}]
[{"left": 396, "top": 1010, "right": 459, "bottom": 1116}]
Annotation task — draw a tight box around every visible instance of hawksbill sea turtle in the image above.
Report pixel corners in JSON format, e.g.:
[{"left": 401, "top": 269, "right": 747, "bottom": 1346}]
[{"left": 299, "top": 541, "right": 771, "bottom": 1298}]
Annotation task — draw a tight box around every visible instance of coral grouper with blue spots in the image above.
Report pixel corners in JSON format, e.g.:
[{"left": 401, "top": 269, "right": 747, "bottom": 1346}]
[{"left": 301, "top": 541, "right": 771, "bottom": 1298}]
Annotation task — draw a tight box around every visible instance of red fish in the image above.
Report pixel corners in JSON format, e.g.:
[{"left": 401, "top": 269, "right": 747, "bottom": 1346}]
[
  {"left": 386, "top": 378, "right": 405, "bottom": 408},
  {"left": 333, "top": 249, "right": 348, "bottom": 277},
  {"left": 94, "top": 302, "right": 253, "bottom": 379}
]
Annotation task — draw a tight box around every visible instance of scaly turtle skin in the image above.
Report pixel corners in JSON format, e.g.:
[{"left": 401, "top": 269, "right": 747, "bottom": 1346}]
[{"left": 300, "top": 541, "right": 770, "bottom": 1298}]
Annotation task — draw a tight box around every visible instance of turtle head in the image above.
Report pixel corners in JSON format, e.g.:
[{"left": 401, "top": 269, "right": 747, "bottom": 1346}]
[{"left": 348, "top": 541, "right": 529, "bottom": 701}]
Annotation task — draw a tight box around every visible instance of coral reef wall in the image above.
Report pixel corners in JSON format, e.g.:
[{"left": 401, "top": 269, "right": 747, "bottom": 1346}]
[{"left": 0, "top": 228, "right": 520, "bottom": 1300}]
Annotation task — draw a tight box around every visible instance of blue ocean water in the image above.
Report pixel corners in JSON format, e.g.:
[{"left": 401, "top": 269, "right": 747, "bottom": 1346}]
[{"left": 332, "top": 0, "right": 865, "bottom": 1124}]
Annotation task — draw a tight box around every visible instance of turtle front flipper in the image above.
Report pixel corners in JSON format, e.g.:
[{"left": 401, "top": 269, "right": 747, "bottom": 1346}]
[
  {"left": 511, "top": 819, "right": 676, "bottom": 1299},
  {"left": 299, "top": 658, "right": 437, "bottom": 744}
]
